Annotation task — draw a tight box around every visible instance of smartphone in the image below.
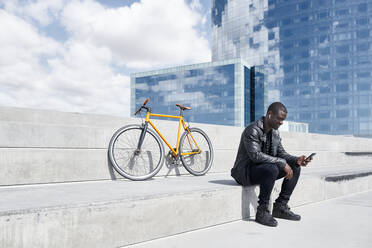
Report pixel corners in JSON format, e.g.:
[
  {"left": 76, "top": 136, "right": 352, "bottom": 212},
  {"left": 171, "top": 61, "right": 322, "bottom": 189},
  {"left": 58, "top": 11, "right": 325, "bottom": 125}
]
[
  {"left": 306, "top": 153, "right": 316, "bottom": 160},
  {"left": 304, "top": 153, "right": 316, "bottom": 162}
]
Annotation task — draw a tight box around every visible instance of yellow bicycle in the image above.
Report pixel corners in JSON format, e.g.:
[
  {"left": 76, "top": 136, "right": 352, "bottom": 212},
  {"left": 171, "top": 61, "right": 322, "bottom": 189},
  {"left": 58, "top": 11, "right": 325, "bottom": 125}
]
[{"left": 108, "top": 98, "right": 213, "bottom": 180}]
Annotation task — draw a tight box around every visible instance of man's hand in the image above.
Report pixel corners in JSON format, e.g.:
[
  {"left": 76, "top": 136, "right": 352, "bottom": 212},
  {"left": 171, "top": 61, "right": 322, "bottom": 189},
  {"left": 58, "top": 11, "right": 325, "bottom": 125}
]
[
  {"left": 297, "top": 155, "right": 312, "bottom": 167},
  {"left": 284, "top": 164, "right": 293, "bottom": 180}
]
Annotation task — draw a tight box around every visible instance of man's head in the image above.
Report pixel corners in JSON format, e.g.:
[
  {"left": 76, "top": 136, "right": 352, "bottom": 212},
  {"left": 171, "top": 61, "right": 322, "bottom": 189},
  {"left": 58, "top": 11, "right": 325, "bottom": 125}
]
[{"left": 266, "top": 102, "right": 287, "bottom": 130}]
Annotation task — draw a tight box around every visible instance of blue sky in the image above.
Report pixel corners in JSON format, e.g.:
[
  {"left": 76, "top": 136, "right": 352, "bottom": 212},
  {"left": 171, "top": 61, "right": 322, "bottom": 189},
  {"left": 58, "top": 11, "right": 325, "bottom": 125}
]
[{"left": 0, "top": 0, "right": 212, "bottom": 116}]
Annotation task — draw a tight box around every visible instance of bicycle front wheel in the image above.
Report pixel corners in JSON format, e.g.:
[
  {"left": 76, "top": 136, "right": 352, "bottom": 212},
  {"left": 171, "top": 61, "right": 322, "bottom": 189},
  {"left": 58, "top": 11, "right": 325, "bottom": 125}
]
[
  {"left": 108, "top": 124, "right": 164, "bottom": 180},
  {"left": 179, "top": 127, "right": 213, "bottom": 176}
]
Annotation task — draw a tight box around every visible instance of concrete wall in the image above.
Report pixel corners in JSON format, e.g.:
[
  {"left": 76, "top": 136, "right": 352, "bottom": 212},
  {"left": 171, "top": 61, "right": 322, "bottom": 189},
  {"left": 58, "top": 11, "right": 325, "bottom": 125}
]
[{"left": 1, "top": 106, "right": 372, "bottom": 186}]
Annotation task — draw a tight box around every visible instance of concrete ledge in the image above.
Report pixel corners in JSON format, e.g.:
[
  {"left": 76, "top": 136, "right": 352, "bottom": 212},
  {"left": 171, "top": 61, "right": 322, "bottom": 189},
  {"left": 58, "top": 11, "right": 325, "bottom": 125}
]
[
  {"left": 1, "top": 166, "right": 372, "bottom": 247},
  {"left": 1, "top": 105, "right": 372, "bottom": 186},
  {"left": 1, "top": 147, "right": 371, "bottom": 186}
]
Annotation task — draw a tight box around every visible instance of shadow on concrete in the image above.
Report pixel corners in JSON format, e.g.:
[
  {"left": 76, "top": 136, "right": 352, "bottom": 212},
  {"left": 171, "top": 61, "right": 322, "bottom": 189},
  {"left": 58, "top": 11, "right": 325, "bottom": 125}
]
[
  {"left": 164, "top": 152, "right": 182, "bottom": 177},
  {"left": 209, "top": 179, "right": 239, "bottom": 186},
  {"left": 107, "top": 153, "right": 117, "bottom": 180}
]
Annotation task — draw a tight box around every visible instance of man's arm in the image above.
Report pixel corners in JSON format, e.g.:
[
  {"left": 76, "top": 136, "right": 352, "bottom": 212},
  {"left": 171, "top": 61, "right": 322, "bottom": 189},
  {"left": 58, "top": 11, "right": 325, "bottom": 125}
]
[
  {"left": 277, "top": 138, "right": 299, "bottom": 166},
  {"left": 243, "top": 127, "right": 287, "bottom": 170}
]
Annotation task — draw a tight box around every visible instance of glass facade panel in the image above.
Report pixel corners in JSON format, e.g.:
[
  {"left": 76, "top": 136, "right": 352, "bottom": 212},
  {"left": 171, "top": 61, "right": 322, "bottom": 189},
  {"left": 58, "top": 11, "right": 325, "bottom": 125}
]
[
  {"left": 131, "top": 59, "right": 268, "bottom": 127},
  {"left": 212, "top": 0, "right": 372, "bottom": 137}
]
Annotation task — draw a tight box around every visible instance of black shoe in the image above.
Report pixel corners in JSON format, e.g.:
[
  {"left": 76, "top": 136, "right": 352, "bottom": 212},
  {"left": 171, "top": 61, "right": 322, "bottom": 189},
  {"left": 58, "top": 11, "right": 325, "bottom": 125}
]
[
  {"left": 272, "top": 202, "right": 301, "bottom": 221},
  {"left": 255, "top": 205, "right": 278, "bottom": 227}
]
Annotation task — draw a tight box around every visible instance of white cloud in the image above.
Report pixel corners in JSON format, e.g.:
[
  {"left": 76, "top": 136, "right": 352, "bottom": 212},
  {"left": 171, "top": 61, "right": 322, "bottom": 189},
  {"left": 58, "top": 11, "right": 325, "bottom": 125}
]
[
  {"left": 61, "top": 0, "right": 210, "bottom": 68},
  {"left": 1, "top": 0, "right": 65, "bottom": 26},
  {"left": 0, "top": 8, "right": 130, "bottom": 116},
  {"left": 0, "top": 0, "right": 211, "bottom": 117},
  {"left": 190, "top": 0, "right": 202, "bottom": 10}
]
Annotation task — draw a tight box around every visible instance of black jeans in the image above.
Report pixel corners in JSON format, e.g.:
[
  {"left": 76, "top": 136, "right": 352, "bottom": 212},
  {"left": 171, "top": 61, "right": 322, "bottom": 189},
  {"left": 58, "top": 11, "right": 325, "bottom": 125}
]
[{"left": 250, "top": 163, "right": 301, "bottom": 206}]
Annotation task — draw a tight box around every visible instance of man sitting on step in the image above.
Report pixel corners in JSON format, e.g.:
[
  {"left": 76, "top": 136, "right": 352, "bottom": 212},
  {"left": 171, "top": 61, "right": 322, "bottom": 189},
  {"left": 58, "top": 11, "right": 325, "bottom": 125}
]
[{"left": 231, "top": 102, "right": 312, "bottom": 227}]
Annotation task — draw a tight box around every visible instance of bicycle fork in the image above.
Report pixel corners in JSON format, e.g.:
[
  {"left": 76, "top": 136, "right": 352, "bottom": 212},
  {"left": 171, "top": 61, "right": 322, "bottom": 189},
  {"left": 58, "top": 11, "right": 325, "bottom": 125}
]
[{"left": 135, "top": 122, "right": 149, "bottom": 155}]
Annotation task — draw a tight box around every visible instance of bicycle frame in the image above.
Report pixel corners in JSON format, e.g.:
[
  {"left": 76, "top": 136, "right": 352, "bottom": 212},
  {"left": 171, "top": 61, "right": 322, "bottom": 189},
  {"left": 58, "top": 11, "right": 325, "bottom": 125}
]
[{"left": 143, "top": 111, "right": 201, "bottom": 157}]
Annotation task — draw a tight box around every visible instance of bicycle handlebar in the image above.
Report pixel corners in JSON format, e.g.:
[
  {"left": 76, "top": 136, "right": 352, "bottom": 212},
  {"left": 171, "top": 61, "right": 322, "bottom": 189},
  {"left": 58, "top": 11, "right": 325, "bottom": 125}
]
[{"left": 135, "top": 98, "right": 150, "bottom": 115}]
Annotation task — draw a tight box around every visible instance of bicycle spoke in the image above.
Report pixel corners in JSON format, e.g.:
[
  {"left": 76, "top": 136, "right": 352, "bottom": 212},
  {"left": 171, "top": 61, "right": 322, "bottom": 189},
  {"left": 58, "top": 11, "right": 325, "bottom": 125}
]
[
  {"left": 109, "top": 126, "right": 164, "bottom": 180},
  {"left": 180, "top": 128, "right": 213, "bottom": 176}
]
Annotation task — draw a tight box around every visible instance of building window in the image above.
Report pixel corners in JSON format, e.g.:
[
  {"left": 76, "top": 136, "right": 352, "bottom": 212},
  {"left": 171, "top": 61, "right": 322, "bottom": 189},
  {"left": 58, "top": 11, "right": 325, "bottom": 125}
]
[
  {"left": 319, "top": 35, "right": 329, "bottom": 43},
  {"left": 359, "top": 95, "right": 369, "bottom": 104},
  {"left": 356, "top": 72, "right": 370, "bottom": 78},
  {"left": 335, "top": 9, "right": 349, "bottom": 16},
  {"left": 337, "top": 72, "right": 348, "bottom": 79},
  {"left": 319, "top": 86, "right": 331, "bottom": 93},
  {"left": 284, "top": 77, "right": 296, "bottom": 85},
  {"left": 319, "top": 124, "right": 331, "bottom": 131},
  {"left": 283, "top": 42, "right": 294, "bottom": 49},
  {"left": 300, "top": 113, "right": 311, "bottom": 120},
  {"left": 319, "top": 98, "right": 330, "bottom": 106},
  {"left": 282, "top": 18, "right": 291, "bottom": 25},
  {"left": 356, "top": 18, "right": 368, "bottom": 25},
  {"left": 336, "top": 97, "right": 349, "bottom": 105},
  {"left": 283, "top": 54, "right": 293, "bottom": 61},
  {"left": 318, "top": 11, "right": 329, "bottom": 19},
  {"left": 300, "top": 39, "right": 310, "bottom": 46},
  {"left": 336, "top": 58, "right": 350, "bottom": 67},
  {"left": 254, "top": 25, "right": 261, "bottom": 32},
  {"left": 284, "top": 65, "right": 294, "bottom": 73},
  {"left": 358, "top": 3, "right": 367, "bottom": 13},
  {"left": 319, "top": 72, "right": 331, "bottom": 81},
  {"left": 300, "top": 74, "right": 311, "bottom": 83},
  {"left": 319, "top": 47, "right": 330, "bottom": 55},
  {"left": 358, "top": 109, "right": 370, "bottom": 117},
  {"left": 337, "top": 123, "right": 348, "bottom": 131},
  {"left": 299, "top": 62, "right": 310, "bottom": 71},
  {"left": 301, "top": 50, "right": 310, "bottom": 58},
  {"left": 268, "top": 32, "right": 275, "bottom": 40},
  {"left": 336, "top": 22, "right": 349, "bottom": 30},
  {"left": 357, "top": 43, "right": 369, "bottom": 51},
  {"left": 357, "top": 56, "right": 371, "bottom": 65},
  {"left": 336, "top": 45, "right": 349, "bottom": 54},
  {"left": 336, "top": 110, "right": 349, "bottom": 118},
  {"left": 299, "top": 1, "right": 310, "bottom": 10},
  {"left": 283, "top": 89, "right": 294, "bottom": 96},
  {"left": 357, "top": 83, "right": 370, "bottom": 91},
  {"left": 284, "top": 29, "right": 293, "bottom": 37},
  {"left": 300, "top": 89, "right": 311, "bottom": 95},
  {"left": 318, "top": 60, "right": 329, "bottom": 68},
  {"left": 336, "top": 84, "right": 348, "bottom": 92},
  {"left": 357, "top": 30, "right": 369, "bottom": 39},
  {"left": 319, "top": 111, "right": 330, "bottom": 118}
]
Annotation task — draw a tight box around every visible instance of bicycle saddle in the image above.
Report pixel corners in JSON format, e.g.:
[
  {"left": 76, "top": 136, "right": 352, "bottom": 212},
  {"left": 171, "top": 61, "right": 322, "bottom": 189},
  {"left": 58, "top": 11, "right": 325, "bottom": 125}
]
[{"left": 176, "top": 104, "right": 192, "bottom": 110}]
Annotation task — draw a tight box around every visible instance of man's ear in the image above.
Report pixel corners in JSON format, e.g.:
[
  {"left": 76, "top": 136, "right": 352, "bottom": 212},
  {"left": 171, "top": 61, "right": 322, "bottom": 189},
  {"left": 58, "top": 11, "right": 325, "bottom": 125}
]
[{"left": 267, "top": 111, "right": 272, "bottom": 119}]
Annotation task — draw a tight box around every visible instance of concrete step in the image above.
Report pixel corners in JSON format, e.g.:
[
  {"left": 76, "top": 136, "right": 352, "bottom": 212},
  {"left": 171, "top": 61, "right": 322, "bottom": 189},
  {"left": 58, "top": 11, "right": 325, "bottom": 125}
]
[
  {"left": 0, "top": 106, "right": 128, "bottom": 127},
  {"left": 1, "top": 166, "right": 372, "bottom": 248},
  {"left": 2, "top": 106, "right": 372, "bottom": 186},
  {"left": 125, "top": 190, "right": 372, "bottom": 248},
  {"left": 0, "top": 146, "right": 370, "bottom": 186}
]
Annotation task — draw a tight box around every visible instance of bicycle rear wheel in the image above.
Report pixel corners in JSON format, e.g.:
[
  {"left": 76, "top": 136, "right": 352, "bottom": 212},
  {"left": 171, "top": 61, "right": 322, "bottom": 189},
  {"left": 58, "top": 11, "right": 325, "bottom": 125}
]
[
  {"left": 108, "top": 124, "right": 164, "bottom": 180},
  {"left": 179, "top": 127, "right": 213, "bottom": 176}
]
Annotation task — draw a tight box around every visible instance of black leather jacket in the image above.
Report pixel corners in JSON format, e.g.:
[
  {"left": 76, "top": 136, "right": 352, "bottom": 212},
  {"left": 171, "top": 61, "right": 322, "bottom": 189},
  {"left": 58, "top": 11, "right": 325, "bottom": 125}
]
[{"left": 231, "top": 117, "right": 299, "bottom": 186}]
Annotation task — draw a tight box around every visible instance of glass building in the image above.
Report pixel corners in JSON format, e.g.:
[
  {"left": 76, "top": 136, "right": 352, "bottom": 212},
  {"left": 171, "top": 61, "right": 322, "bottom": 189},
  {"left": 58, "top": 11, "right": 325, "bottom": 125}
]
[
  {"left": 212, "top": 0, "right": 372, "bottom": 137},
  {"left": 131, "top": 59, "right": 267, "bottom": 127}
]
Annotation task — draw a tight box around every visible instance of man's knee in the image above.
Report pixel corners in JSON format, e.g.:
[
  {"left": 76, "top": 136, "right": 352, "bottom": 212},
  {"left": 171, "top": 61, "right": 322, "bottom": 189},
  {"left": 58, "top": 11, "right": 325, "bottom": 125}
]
[{"left": 261, "top": 163, "right": 280, "bottom": 179}]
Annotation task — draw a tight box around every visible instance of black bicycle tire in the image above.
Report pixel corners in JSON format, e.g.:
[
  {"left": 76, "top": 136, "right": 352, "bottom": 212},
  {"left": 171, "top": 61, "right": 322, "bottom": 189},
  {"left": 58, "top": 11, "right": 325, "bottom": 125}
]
[
  {"left": 108, "top": 124, "right": 164, "bottom": 180},
  {"left": 179, "top": 127, "right": 213, "bottom": 176}
]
